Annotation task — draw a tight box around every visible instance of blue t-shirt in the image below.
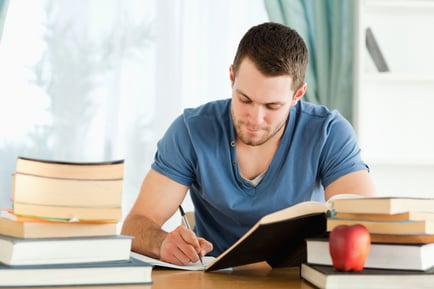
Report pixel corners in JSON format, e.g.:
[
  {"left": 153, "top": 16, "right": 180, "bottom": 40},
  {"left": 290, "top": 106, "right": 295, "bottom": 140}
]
[{"left": 151, "top": 99, "right": 368, "bottom": 256}]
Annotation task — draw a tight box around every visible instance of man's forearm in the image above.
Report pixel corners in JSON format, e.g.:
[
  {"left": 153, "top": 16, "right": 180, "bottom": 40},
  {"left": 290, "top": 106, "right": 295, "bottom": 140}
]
[{"left": 121, "top": 214, "right": 167, "bottom": 259}]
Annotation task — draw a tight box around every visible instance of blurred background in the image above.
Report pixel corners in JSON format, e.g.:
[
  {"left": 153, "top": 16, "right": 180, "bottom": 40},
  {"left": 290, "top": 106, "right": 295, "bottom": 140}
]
[
  {"left": 1, "top": 0, "right": 433, "bottom": 230},
  {"left": 0, "top": 0, "right": 269, "bottom": 229}
]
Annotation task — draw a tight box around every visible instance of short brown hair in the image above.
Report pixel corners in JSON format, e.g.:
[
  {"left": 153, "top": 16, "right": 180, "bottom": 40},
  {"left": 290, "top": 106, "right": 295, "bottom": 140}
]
[{"left": 232, "top": 22, "right": 308, "bottom": 90}]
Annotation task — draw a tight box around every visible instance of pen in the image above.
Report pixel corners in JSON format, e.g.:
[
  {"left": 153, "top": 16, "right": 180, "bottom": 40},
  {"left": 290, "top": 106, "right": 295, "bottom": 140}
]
[{"left": 178, "top": 205, "right": 205, "bottom": 267}]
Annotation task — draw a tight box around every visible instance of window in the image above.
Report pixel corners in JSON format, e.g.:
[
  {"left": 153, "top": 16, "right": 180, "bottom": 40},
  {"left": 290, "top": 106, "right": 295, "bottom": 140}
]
[{"left": 0, "top": 0, "right": 268, "bottom": 229}]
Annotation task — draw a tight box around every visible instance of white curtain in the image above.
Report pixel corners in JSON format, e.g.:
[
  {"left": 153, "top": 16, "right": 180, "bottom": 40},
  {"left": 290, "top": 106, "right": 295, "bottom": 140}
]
[{"left": 0, "top": 0, "right": 268, "bottom": 229}]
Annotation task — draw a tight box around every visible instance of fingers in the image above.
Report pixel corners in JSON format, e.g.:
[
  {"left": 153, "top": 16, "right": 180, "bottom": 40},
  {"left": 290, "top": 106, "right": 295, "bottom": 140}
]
[
  {"left": 159, "top": 225, "right": 213, "bottom": 266},
  {"left": 198, "top": 237, "right": 213, "bottom": 257}
]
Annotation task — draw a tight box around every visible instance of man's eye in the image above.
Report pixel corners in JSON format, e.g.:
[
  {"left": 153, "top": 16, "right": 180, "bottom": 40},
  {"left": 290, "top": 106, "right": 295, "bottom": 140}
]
[
  {"left": 240, "top": 98, "right": 251, "bottom": 104},
  {"left": 266, "top": 104, "right": 281, "bottom": 110}
]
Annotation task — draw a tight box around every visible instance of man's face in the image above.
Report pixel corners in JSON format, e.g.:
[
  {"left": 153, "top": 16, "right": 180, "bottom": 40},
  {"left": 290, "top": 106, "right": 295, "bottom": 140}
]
[{"left": 230, "top": 58, "right": 305, "bottom": 146}]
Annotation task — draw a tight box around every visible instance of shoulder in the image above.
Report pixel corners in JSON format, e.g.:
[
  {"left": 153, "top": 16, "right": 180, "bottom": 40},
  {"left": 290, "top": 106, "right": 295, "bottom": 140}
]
[
  {"left": 181, "top": 99, "right": 231, "bottom": 134},
  {"left": 166, "top": 99, "right": 230, "bottom": 133},
  {"left": 183, "top": 99, "right": 230, "bottom": 122},
  {"left": 295, "top": 101, "right": 341, "bottom": 120},
  {"left": 294, "top": 101, "right": 352, "bottom": 134}
]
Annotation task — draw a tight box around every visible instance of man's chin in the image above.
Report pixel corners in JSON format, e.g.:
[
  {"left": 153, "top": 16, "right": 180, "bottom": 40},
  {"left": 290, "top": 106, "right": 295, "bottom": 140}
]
[{"left": 239, "top": 136, "right": 267, "bottom": 146}]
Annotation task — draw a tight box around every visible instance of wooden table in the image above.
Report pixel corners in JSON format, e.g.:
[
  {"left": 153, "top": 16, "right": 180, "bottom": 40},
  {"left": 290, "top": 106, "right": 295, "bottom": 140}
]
[
  {"left": 8, "top": 262, "right": 315, "bottom": 289},
  {"left": 151, "top": 262, "right": 315, "bottom": 289}
]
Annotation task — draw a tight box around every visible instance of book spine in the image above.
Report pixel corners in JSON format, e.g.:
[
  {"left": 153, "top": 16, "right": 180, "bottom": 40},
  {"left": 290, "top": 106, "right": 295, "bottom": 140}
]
[{"left": 365, "top": 27, "right": 389, "bottom": 72}]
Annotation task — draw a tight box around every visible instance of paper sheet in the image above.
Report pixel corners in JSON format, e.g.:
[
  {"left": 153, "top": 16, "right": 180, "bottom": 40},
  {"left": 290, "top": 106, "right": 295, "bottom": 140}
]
[{"left": 130, "top": 252, "right": 216, "bottom": 271}]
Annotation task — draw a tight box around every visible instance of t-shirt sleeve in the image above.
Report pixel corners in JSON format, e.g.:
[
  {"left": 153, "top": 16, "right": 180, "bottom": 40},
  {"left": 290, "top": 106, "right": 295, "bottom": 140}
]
[
  {"left": 151, "top": 114, "right": 196, "bottom": 186},
  {"left": 319, "top": 112, "right": 369, "bottom": 188}
]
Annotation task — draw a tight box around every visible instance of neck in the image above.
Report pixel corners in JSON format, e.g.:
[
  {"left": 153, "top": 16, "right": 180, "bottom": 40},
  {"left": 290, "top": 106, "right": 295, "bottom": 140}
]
[{"left": 236, "top": 126, "right": 284, "bottom": 180}]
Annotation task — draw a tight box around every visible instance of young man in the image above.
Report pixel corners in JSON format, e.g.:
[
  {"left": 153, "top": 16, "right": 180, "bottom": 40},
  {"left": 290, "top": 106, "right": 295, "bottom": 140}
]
[{"left": 122, "top": 22, "right": 376, "bottom": 266}]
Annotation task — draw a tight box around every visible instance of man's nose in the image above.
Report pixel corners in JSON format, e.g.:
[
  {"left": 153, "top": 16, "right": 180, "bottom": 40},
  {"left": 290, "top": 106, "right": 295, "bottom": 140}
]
[{"left": 248, "top": 105, "right": 265, "bottom": 126}]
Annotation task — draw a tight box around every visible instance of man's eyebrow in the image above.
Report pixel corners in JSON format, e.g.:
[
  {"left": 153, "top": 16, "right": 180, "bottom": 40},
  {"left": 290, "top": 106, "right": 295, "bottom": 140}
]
[
  {"left": 236, "top": 90, "right": 285, "bottom": 107},
  {"left": 235, "top": 88, "right": 251, "bottom": 100}
]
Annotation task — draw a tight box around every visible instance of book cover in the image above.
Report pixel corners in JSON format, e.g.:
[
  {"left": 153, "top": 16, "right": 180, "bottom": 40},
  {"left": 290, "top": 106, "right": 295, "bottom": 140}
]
[
  {"left": 16, "top": 156, "right": 125, "bottom": 179},
  {"left": 0, "top": 257, "right": 153, "bottom": 287},
  {"left": 301, "top": 263, "right": 434, "bottom": 289},
  {"left": 205, "top": 201, "right": 328, "bottom": 271},
  {"left": 306, "top": 238, "right": 434, "bottom": 271},
  {"left": 0, "top": 234, "right": 132, "bottom": 265}
]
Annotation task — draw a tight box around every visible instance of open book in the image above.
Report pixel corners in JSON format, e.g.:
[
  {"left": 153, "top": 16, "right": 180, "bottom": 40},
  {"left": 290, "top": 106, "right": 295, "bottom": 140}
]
[{"left": 132, "top": 195, "right": 361, "bottom": 271}]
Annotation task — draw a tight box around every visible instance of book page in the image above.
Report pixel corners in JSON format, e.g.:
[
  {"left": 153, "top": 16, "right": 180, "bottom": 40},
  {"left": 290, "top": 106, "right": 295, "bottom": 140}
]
[
  {"left": 260, "top": 201, "right": 326, "bottom": 224},
  {"left": 130, "top": 252, "right": 217, "bottom": 271},
  {"left": 326, "top": 193, "right": 364, "bottom": 211}
]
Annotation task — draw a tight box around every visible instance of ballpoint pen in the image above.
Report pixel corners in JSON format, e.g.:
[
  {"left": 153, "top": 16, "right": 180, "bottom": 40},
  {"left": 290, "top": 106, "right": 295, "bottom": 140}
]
[{"left": 178, "top": 205, "right": 205, "bottom": 267}]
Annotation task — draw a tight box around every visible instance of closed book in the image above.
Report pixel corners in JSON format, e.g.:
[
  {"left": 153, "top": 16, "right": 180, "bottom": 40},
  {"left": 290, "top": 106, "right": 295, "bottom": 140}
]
[
  {"left": 370, "top": 233, "right": 434, "bottom": 244},
  {"left": 11, "top": 172, "right": 122, "bottom": 207},
  {"left": 12, "top": 202, "right": 122, "bottom": 222},
  {"left": 0, "top": 257, "right": 152, "bottom": 287},
  {"left": 306, "top": 238, "right": 434, "bottom": 271},
  {"left": 16, "top": 157, "right": 124, "bottom": 179},
  {"left": 0, "top": 212, "right": 117, "bottom": 238},
  {"left": 301, "top": 263, "right": 434, "bottom": 289},
  {"left": 0, "top": 234, "right": 132, "bottom": 265},
  {"left": 333, "top": 211, "right": 434, "bottom": 222},
  {"left": 327, "top": 217, "right": 434, "bottom": 234},
  {"left": 331, "top": 197, "right": 434, "bottom": 215}
]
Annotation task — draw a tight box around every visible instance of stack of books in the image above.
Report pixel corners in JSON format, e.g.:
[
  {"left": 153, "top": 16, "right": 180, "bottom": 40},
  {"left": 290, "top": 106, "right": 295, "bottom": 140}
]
[
  {"left": 0, "top": 156, "right": 152, "bottom": 287},
  {"left": 12, "top": 156, "right": 124, "bottom": 222},
  {"left": 301, "top": 196, "right": 434, "bottom": 289}
]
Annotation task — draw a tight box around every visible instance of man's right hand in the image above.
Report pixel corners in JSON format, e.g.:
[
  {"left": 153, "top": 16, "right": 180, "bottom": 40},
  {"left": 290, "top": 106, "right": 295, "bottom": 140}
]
[{"left": 159, "top": 225, "right": 213, "bottom": 265}]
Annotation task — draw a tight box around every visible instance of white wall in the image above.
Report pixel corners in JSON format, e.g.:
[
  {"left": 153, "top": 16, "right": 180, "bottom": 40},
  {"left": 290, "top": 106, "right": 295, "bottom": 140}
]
[
  {"left": 355, "top": 0, "right": 434, "bottom": 198},
  {"left": 370, "top": 165, "right": 434, "bottom": 198}
]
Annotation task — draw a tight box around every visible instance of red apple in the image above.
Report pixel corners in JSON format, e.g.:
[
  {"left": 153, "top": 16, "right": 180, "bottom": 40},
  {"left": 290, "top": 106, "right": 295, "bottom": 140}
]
[{"left": 329, "top": 224, "right": 371, "bottom": 272}]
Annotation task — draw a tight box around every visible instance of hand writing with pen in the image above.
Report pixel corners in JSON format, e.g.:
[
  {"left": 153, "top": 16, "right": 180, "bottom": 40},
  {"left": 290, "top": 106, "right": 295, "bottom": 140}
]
[{"left": 159, "top": 207, "right": 213, "bottom": 267}]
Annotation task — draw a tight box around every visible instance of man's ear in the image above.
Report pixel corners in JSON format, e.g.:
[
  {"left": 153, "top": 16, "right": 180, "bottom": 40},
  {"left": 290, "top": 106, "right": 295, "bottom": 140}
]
[
  {"left": 292, "top": 83, "right": 307, "bottom": 106},
  {"left": 229, "top": 65, "right": 235, "bottom": 86}
]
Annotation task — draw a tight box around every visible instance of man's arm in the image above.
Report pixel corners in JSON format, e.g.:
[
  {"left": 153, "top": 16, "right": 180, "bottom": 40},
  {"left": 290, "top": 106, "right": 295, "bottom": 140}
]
[
  {"left": 121, "top": 169, "right": 212, "bottom": 265},
  {"left": 324, "top": 170, "right": 377, "bottom": 201}
]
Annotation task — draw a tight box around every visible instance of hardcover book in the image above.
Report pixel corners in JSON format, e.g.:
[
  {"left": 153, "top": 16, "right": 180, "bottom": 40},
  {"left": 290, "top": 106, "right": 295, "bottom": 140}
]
[
  {"left": 15, "top": 157, "right": 124, "bottom": 179},
  {"left": 11, "top": 172, "right": 123, "bottom": 207},
  {"left": 333, "top": 211, "right": 434, "bottom": 222},
  {"left": 306, "top": 238, "right": 434, "bottom": 271},
  {"left": 301, "top": 263, "right": 434, "bottom": 289},
  {"left": 0, "top": 234, "right": 132, "bottom": 266},
  {"left": 327, "top": 217, "right": 434, "bottom": 235},
  {"left": 11, "top": 157, "right": 124, "bottom": 221},
  {"left": 205, "top": 201, "right": 327, "bottom": 271},
  {"left": 331, "top": 197, "right": 434, "bottom": 215},
  {"left": 0, "top": 257, "right": 152, "bottom": 287},
  {"left": 133, "top": 201, "right": 332, "bottom": 271},
  {"left": 12, "top": 201, "right": 122, "bottom": 222},
  {"left": 0, "top": 211, "right": 117, "bottom": 238}
]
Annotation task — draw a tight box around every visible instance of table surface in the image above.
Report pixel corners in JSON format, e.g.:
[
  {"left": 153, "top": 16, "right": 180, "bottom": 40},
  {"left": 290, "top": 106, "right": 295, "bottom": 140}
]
[
  {"left": 151, "top": 262, "right": 315, "bottom": 289},
  {"left": 7, "top": 262, "right": 315, "bottom": 289}
]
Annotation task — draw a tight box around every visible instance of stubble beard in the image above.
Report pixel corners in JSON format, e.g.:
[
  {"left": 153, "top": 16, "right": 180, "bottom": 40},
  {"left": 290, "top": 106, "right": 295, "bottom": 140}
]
[{"left": 233, "top": 116, "right": 287, "bottom": 146}]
